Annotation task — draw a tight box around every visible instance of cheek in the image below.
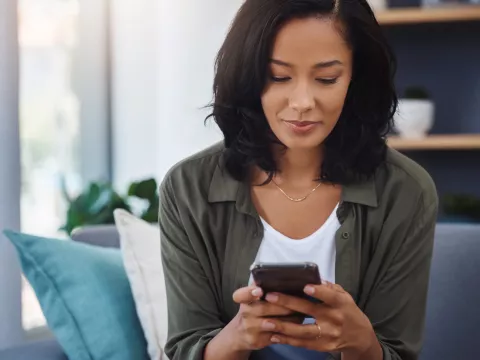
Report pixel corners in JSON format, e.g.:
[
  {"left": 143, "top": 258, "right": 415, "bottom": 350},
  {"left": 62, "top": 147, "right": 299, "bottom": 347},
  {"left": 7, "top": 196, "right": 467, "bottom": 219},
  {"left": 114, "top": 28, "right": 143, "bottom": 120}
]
[
  {"left": 317, "top": 83, "right": 350, "bottom": 125},
  {"left": 261, "top": 89, "right": 284, "bottom": 119}
]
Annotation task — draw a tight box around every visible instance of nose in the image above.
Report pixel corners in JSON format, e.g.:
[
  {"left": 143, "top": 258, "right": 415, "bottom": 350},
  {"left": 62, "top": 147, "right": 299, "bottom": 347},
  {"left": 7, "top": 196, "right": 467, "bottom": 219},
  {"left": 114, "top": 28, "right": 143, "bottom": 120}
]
[{"left": 289, "top": 82, "right": 315, "bottom": 114}]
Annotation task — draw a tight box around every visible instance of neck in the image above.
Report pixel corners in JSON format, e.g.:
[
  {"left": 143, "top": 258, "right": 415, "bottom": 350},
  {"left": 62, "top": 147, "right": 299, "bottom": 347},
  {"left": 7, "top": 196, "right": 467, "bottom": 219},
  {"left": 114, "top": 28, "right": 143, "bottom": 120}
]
[{"left": 273, "top": 146, "right": 323, "bottom": 186}]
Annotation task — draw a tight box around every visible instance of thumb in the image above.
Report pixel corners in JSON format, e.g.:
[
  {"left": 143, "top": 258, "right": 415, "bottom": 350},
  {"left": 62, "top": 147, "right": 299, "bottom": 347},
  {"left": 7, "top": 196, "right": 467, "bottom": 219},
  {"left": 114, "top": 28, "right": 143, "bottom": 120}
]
[
  {"left": 233, "top": 285, "right": 263, "bottom": 304},
  {"left": 304, "top": 282, "right": 345, "bottom": 307}
]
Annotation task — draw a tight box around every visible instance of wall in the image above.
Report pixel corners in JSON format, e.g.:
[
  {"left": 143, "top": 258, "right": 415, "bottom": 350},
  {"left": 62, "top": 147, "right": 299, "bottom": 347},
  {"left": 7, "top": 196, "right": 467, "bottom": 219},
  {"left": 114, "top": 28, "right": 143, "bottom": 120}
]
[
  {"left": 155, "top": 0, "right": 245, "bottom": 180},
  {"left": 0, "top": 0, "right": 24, "bottom": 350},
  {"left": 74, "top": 0, "right": 112, "bottom": 185},
  {"left": 384, "top": 22, "right": 480, "bottom": 209},
  {"left": 385, "top": 22, "right": 480, "bottom": 134},
  {"left": 110, "top": 0, "right": 161, "bottom": 189},
  {"left": 111, "top": 0, "right": 246, "bottom": 187}
]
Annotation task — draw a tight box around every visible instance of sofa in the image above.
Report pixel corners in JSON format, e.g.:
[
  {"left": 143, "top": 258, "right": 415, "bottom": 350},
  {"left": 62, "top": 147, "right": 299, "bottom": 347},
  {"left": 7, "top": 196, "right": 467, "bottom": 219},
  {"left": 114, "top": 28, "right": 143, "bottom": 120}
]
[{"left": 1, "top": 223, "right": 479, "bottom": 360}]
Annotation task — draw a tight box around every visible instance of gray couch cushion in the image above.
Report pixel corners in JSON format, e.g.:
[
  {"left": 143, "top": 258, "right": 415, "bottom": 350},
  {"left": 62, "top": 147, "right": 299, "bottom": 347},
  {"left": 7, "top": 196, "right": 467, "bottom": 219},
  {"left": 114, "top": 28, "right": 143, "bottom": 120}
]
[
  {"left": 0, "top": 340, "right": 66, "bottom": 360},
  {"left": 71, "top": 224, "right": 119, "bottom": 248},
  {"left": 420, "top": 223, "right": 480, "bottom": 360}
]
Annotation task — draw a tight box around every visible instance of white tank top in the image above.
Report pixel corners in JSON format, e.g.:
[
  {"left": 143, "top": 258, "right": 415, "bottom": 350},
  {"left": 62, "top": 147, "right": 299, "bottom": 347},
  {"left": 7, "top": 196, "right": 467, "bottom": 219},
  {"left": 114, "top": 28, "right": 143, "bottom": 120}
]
[{"left": 250, "top": 203, "right": 340, "bottom": 285}]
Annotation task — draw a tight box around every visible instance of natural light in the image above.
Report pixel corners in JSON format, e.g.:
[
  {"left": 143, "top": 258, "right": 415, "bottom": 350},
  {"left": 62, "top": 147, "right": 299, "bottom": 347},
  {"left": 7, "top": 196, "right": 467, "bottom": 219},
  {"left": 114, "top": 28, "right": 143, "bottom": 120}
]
[{"left": 18, "top": 0, "right": 82, "bottom": 331}]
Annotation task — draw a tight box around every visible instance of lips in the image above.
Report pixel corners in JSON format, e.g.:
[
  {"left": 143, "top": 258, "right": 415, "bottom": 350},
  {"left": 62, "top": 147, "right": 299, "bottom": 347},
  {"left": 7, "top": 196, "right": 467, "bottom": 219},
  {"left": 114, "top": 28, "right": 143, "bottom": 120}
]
[
  {"left": 285, "top": 121, "right": 318, "bottom": 127},
  {"left": 283, "top": 120, "right": 321, "bottom": 134}
]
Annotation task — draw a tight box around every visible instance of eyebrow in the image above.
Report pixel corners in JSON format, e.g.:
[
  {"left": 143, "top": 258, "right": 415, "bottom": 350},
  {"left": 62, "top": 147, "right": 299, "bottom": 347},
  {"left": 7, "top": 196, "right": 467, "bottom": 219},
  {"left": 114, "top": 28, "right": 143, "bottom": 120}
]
[{"left": 270, "top": 58, "right": 343, "bottom": 69}]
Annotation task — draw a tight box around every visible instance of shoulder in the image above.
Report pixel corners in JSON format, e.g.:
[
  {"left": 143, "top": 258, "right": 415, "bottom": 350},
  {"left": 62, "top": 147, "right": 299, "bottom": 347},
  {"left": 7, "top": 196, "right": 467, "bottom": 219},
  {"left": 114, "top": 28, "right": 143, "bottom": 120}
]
[
  {"left": 159, "top": 141, "right": 226, "bottom": 203},
  {"left": 377, "top": 148, "right": 438, "bottom": 210}
]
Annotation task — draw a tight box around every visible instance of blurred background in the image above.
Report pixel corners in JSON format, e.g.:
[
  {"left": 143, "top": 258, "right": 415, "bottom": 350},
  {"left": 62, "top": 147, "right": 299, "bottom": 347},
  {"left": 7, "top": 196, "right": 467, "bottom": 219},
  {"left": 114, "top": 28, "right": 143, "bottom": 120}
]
[{"left": 0, "top": 0, "right": 479, "bottom": 352}]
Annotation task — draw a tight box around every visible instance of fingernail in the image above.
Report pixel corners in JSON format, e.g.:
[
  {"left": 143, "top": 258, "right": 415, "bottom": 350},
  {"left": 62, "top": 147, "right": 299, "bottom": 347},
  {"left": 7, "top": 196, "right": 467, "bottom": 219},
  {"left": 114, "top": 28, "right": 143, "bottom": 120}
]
[
  {"left": 271, "top": 336, "right": 281, "bottom": 343},
  {"left": 251, "top": 288, "right": 263, "bottom": 297},
  {"left": 262, "top": 320, "right": 276, "bottom": 330},
  {"left": 321, "top": 279, "right": 328, "bottom": 285},
  {"left": 265, "top": 293, "right": 278, "bottom": 302},
  {"left": 304, "top": 286, "right": 315, "bottom": 295}
]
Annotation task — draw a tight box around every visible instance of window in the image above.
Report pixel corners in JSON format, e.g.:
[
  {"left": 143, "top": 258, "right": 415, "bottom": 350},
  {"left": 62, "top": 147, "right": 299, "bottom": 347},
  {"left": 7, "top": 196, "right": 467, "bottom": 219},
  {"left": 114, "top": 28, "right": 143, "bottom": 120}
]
[{"left": 18, "top": 0, "right": 110, "bottom": 331}]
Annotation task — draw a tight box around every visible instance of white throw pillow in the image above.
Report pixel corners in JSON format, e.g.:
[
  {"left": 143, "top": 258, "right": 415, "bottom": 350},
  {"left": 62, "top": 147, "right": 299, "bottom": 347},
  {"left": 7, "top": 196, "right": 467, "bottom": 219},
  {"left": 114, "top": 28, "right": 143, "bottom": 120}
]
[{"left": 114, "top": 209, "right": 168, "bottom": 360}]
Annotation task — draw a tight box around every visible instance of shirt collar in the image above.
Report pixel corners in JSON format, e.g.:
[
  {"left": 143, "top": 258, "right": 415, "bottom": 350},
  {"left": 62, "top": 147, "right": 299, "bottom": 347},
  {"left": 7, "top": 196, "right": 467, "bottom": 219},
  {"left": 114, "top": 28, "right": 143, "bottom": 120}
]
[
  {"left": 208, "top": 153, "right": 378, "bottom": 208},
  {"left": 341, "top": 176, "right": 378, "bottom": 207},
  {"left": 208, "top": 163, "right": 239, "bottom": 203}
]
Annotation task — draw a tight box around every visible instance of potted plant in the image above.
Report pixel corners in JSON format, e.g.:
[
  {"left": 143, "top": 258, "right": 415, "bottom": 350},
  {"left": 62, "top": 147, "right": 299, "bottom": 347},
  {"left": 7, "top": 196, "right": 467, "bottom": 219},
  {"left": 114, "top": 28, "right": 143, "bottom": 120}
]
[
  {"left": 367, "top": 0, "right": 387, "bottom": 12},
  {"left": 60, "top": 178, "right": 159, "bottom": 235},
  {"left": 394, "top": 86, "right": 435, "bottom": 139}
]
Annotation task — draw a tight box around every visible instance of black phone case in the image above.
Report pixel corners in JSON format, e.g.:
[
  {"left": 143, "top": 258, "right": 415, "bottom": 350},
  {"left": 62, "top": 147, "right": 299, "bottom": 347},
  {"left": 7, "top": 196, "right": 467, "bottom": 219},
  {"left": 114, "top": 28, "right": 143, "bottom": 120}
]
[{"left": 250, "top": 262, "right": 321, "bottom": 300}]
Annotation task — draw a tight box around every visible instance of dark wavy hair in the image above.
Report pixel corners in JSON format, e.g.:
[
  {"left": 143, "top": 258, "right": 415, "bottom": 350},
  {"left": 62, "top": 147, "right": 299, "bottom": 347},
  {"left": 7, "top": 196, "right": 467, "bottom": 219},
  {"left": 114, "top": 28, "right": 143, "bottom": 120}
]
[{"left": 206, "top": 0, "right": 397, "bottom": 185}]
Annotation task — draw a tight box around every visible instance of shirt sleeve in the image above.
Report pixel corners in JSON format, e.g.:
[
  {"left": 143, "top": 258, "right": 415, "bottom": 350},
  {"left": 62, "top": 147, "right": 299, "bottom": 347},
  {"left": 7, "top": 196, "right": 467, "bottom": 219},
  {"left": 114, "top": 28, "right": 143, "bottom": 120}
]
[
  {"left": 159, "top": 174, "right": 224, "bottom": 360},
  {"left": 364, "top": 199, "right": 438, "bottom": 360}
]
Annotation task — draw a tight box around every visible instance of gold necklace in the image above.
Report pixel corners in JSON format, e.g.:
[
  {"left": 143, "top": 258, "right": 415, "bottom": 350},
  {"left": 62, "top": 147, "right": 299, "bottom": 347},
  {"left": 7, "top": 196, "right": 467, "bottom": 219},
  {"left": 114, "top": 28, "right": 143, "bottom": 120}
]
[{"left": 271, "top": 179, "right": 322, "bottom": 202}]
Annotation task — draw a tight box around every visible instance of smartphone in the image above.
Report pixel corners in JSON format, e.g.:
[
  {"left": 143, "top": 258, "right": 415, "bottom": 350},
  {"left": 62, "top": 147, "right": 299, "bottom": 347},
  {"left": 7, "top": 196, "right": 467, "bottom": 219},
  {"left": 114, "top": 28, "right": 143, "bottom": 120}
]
[{"left": 250, "top": 262, "right": 321, "bottom": 301}]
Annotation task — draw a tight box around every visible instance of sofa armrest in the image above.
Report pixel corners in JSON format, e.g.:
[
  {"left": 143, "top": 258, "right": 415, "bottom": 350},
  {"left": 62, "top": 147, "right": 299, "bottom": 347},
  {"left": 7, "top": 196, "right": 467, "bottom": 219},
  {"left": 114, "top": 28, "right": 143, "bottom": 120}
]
[{"left": 0, "top": 339, "right": 67, "bottom": 360}]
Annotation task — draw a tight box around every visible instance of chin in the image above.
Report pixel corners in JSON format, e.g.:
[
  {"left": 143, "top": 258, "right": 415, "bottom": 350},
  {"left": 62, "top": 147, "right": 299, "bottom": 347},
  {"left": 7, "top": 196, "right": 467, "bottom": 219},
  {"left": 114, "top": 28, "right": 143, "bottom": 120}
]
[
  {"left": 278, "top": 136, "right": 325, "bottom": 151},
  {"left": 271, "top": 123, "right": 330, "bottom": 151}
]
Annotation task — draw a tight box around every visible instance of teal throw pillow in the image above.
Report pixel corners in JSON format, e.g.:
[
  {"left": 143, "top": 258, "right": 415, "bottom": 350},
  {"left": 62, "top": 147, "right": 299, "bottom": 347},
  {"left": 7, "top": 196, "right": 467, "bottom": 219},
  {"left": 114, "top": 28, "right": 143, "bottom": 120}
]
[{"left": 3, "top": 230, "right": 149, "bottom": 360}]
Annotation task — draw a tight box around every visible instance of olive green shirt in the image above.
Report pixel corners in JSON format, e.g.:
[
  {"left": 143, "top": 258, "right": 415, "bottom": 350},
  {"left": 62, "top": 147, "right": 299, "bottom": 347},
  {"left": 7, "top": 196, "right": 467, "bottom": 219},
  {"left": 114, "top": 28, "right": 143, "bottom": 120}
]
[{"left": 159, "top": 142, "right": 438, "bottom": 360}]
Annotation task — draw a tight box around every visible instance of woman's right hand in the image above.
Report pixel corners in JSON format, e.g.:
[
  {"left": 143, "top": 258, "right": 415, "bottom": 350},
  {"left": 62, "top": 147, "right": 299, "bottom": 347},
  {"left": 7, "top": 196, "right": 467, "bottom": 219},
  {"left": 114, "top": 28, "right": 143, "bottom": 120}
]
[
  {"left": 230, "top": 285, "right": 303, "bottom": 351},
  {"left": 204, "top": 285, "right": 304, "bottom": 359}
]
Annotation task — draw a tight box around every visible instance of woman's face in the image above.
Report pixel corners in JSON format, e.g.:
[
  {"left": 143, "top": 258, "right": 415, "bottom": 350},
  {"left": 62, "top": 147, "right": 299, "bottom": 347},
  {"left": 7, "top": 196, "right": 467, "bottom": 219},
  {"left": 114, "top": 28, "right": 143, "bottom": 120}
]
[{"left": 261, "top": 17, "right": 353, "bottom": 151}]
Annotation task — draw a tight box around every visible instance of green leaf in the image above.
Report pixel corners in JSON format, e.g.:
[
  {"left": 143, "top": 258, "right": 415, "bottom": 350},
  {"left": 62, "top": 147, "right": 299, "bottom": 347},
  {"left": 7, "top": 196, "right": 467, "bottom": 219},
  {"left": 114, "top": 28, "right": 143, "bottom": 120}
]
[
  {"left": 60, "top": 178, "right": 159, "bottom": 235},
  {"left": 85, "top": 183, "right": 101, "bottom": 208},
  {"left": 88, "top": 187, "right": 115, "bottom": 214},
  {"left": 141, "top": 205, "right": 159, "bottom": 223},
  {"left": 128, "top": 178, "right": 157, "bottom": 200}
]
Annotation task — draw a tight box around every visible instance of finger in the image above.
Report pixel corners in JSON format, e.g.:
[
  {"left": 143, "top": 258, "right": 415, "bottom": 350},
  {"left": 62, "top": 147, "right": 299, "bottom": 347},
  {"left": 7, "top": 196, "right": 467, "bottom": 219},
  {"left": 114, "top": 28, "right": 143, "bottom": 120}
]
[
  {"left": 325, "top": 281, "right": 347, "bottom": 293},
  {"left": 242, "top": 317, "right": 292, "bottom": 339},
  {"left": 281, "top": 315, "right": 305, "bottom": 324},
  {"left": 249, "top": 302, "right": 296, "bottom": 317},
  {"left": 265, "top": 293, "right": 318, "bottom": 317},
  {"left": 271, "top": 334, "right": 338, "bottom": 353},
  {"left": 240, "top": 319, "right": 277, "bottom": 350},
  {"left": 304, "top": 284, "right": 346, "bottom": 307},
  {"left": 233, "top": 285, "right": 263, "bottom": 304},
  {"left": 270, "top": 334, "right": 334, "bottom": 352},
  {"left": 267, "top": 321, "right": 320, "bottom": 339},
  {"left": 270, "top": 322, "right": 339, "bottom": 352}
]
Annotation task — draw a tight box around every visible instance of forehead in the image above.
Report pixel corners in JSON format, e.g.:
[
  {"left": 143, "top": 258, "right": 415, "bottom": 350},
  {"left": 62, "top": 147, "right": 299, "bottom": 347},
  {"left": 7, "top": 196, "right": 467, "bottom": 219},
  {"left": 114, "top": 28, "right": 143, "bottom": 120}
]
[{"left": 271, "top": 16, "right": 351, "bottom": 63}]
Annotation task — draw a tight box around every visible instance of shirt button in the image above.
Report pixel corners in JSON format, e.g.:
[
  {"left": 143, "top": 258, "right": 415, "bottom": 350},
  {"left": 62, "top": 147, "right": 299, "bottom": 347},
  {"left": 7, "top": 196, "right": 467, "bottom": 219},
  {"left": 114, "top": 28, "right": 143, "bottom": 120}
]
[{"left": 342, "top": 232, "right": 350, "bottom": 239}]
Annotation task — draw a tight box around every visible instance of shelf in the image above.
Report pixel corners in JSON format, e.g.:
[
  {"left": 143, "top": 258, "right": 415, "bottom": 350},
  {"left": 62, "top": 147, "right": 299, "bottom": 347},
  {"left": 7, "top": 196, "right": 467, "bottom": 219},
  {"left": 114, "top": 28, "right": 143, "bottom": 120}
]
[
  {"left": 376, "top": 6, "right": 480, "bottom": 25},
  {"left": 388, "top": 134, "right": 480, "bottom": 150}
]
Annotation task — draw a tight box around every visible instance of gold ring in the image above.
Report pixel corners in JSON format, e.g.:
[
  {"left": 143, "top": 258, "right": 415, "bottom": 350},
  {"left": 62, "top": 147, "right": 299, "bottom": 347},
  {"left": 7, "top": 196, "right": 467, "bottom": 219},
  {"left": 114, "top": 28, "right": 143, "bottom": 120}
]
[{"left": 315, "top": 322, "right": 322, "bottom": 339}]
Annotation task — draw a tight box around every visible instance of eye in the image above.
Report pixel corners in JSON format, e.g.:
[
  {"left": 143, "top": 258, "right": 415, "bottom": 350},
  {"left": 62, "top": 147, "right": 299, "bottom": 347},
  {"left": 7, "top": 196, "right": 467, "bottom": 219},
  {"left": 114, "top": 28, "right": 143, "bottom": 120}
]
[
  {"left": 271, "top": 76, "right": 291, "bottom": 83},
  {"left": 317, "top": 78, "right": 338, "bottom": 85}
]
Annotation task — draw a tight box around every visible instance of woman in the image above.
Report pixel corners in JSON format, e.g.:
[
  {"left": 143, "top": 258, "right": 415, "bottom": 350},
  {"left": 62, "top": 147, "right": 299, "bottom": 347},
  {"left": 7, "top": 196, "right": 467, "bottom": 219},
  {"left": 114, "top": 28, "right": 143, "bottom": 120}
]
[{"left": 159, "top": 0, "right": 438, "bottom": 359}]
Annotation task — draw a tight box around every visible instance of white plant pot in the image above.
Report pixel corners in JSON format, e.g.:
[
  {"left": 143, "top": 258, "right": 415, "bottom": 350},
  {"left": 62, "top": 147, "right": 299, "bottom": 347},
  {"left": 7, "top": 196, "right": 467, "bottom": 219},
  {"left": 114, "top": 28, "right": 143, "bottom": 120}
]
[
  {"left": 367, "top": 0, "right": 387, "bottom": 11},
  {"left": 394, "top": 99, "right": 435, "bottom": 139}
]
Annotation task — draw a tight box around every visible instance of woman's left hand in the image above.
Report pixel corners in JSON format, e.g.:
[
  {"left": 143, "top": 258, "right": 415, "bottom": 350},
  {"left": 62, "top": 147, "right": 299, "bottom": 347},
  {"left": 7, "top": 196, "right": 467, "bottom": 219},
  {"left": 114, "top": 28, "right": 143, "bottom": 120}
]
[{"left": 263, "top": 282, "right": 381, "bottom": 358}]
